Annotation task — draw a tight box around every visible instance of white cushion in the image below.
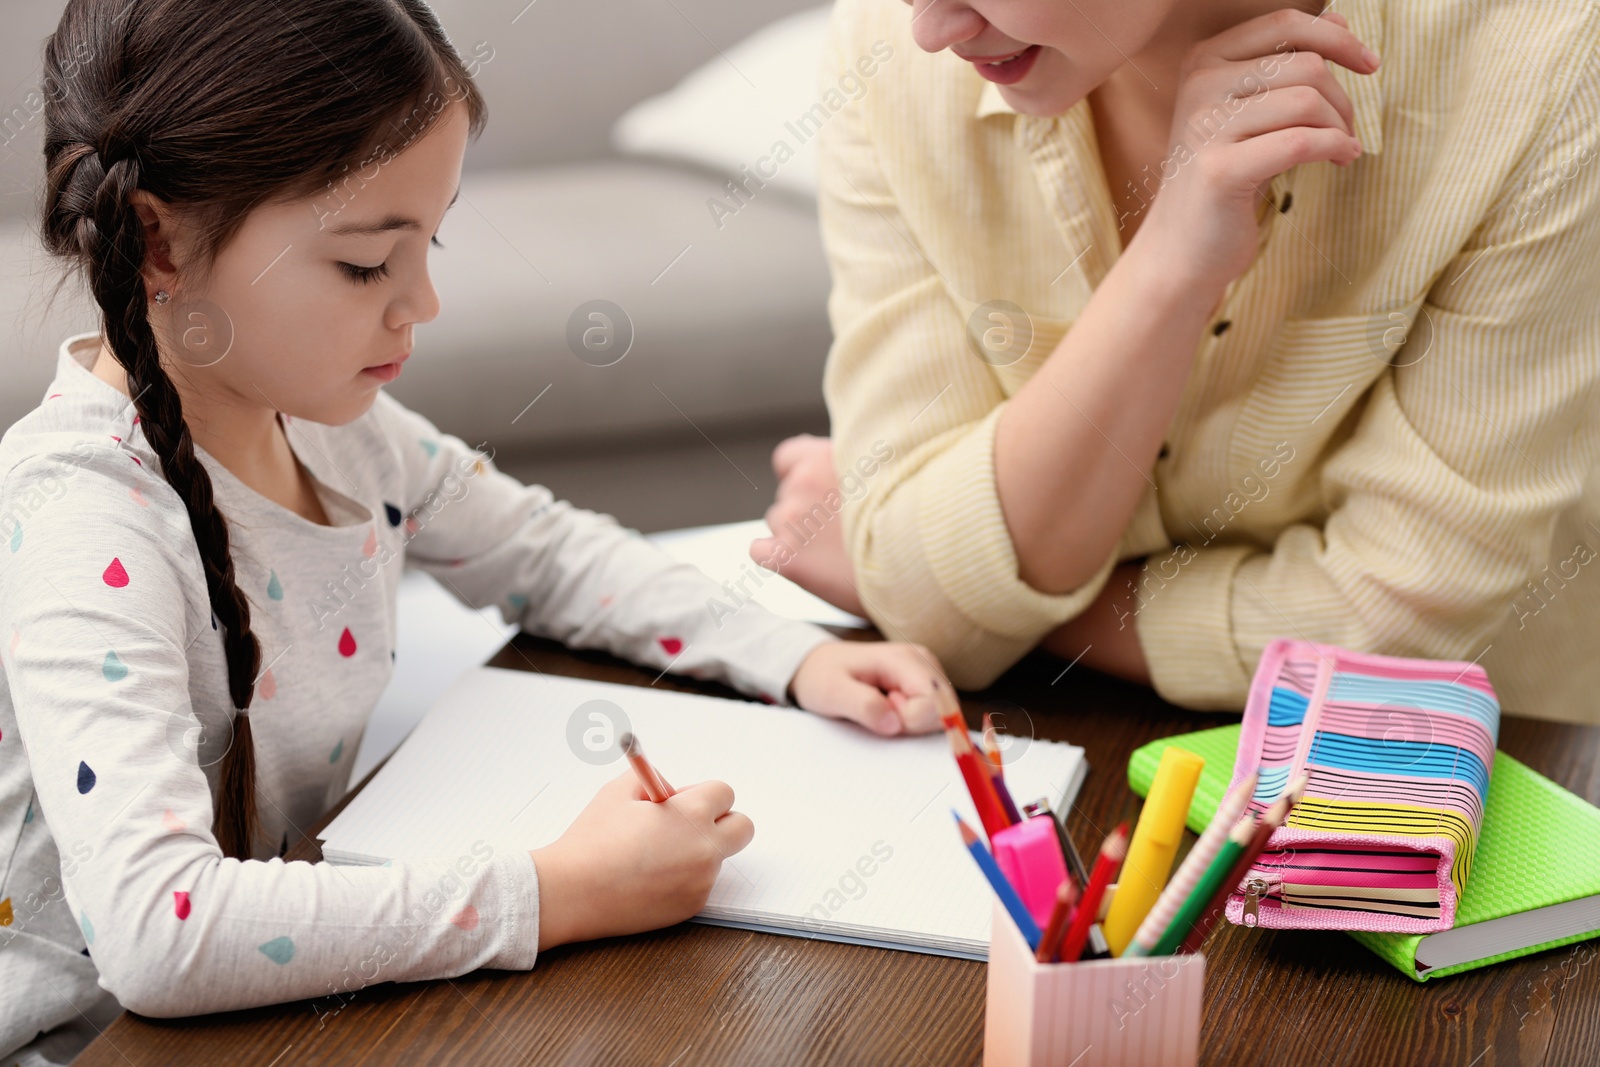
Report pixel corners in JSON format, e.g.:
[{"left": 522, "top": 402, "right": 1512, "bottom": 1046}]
[{"left": 610, "top": 5, "right": 833, "bottom": 198}]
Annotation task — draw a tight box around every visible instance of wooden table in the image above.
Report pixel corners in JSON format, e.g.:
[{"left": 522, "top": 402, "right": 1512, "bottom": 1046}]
[{"left": 78, "top": 629, "right": 1600, "bottom": 1066}]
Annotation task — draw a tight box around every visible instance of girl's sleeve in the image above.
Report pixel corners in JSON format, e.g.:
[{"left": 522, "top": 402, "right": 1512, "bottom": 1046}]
[
  {"left": 367, "top": 391, "right": 836, "bottom": 705},
  {"left": 1134, "top": 42, "right": 1600, "bottom": 709},
  {"left": 1, "top": 447, "right": 539, "bottom": 1018}
]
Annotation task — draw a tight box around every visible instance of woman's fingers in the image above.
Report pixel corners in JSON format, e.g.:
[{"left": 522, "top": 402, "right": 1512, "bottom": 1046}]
[
  {"left": 1226, "top": 123, "right": 1363, "bottom": 187},
  {"left": 1203, "top": 7, "right": 1379, "bottom": 75},
  {"left": 1236, "top": 48, "right": 1358, "bottom": 133},
  {"left": 1205, "top": 79, "right": 1355, "bottom": 143},
  {"left": 770, "top": 433, "right": 831, "bottom": 481}
]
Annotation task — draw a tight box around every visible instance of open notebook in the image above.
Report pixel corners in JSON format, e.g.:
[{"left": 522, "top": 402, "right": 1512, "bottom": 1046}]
[{"left": 322, "top": 667, "right": 1087, "bottom": 960}]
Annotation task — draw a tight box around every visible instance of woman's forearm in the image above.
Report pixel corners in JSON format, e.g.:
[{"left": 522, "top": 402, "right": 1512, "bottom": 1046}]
[{"left": 995, "top": 234, "right": 1230, "bottom": 595}]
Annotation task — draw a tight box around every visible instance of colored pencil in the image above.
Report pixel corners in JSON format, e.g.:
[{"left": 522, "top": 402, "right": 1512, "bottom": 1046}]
[
  {"left": 1179, "top": 774, "right": 1310, "bottom": 953},
  {"left": 955, "top": 812, "right": 1041, "bottom": 949},
  {"left": 980, "top": 712, "right": 1024, "bottom": 822},
  {"left": 1150, "top": 815, "right": 1256, "bottom": 956},
  {"left": 1125, "top": 771, "right": 1259, "bottom": 957},
  {"left": 988, "top": 765, "right": 1024, "bottom": 826},
  {"left": 1059, "top": 822, "right": 1128, "bottom": 963},
  {"left": 934, "top": 679, "right": 1011, "bottom": 838},
  {"left": 1035, "top": 876, "right": 1080, "bottom": 962},
  {"left": 619, "top": 731, "right": 674, "bottom": 803},
  {"left": 947, "top": 730, "right": 1011, "bottom": 840},
  {"left": 982, "top": 713, "right": 1004, "bottom": 775}
]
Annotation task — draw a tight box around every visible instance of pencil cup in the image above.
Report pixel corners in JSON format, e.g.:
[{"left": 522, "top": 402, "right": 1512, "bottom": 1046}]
[{"left": 983, "top": 901, "right": 1204, "bottom": 1067}]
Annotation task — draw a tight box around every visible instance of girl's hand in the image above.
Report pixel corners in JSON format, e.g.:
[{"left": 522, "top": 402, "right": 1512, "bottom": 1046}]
[
  {"left": 788, "top": 639, "right": 947, "bottom": 736},
  {"left": 1138, "top": 8, "right": 1379, "bottom": 287},
  {"left": 750, "top": 434, "right": 867, "bottom": 619},
  {"left": 531, "top": 772, "right": 754, "bottom": 950}
]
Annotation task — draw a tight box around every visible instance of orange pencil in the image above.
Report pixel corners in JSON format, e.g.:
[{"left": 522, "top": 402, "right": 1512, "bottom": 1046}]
[
  {"left": 619, "top": 731, "right": 675, "bottom": 803},
  {"left": 1035, "top": 876, "right": 1080, "bottom": 962},
  {"left": 982, "top": 712, "right": 1004, "bottom": 776},
  {"left": 1059, "top": 822, "right": 1129, "bottom": 963}
]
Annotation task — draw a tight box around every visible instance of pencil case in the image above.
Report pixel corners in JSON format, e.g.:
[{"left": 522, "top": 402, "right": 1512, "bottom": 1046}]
[{"left": 1222, "top": 638, "right": 1500, "bottom": 935}]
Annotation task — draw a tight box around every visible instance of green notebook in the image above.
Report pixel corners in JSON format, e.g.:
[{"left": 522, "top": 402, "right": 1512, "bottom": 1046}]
[{"left": 1128, "top": 726, "right": 1600, "bottom": 981}]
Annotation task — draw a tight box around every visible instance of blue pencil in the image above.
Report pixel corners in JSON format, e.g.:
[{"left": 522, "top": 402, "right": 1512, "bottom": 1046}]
[{"left": 955, "top": 811, "right": 1042, "bottom": 949}]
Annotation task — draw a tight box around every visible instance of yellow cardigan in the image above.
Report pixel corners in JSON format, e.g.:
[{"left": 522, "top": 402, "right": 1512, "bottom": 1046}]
[{"left": 817, "top": 0, "right": 1600, "bottom": 722}]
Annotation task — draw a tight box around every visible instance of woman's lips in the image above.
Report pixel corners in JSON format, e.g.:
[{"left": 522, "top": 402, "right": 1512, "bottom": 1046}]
[{"left": 966, "top": 44, "right": 1041, "bottom": 85}]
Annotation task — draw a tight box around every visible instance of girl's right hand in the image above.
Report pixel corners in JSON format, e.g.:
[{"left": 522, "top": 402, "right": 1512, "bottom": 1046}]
[
  {"left": 530, "top": 771, "right": 754, "bottom": 950},
  {"left": 1138, "top": 8, "right": 1379, "bottom": 288}
]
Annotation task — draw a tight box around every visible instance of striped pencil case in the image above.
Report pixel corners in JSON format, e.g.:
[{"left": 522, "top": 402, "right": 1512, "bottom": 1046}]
[{"left": 1223, "top": 638, "right": 1500, "bottom": 934}]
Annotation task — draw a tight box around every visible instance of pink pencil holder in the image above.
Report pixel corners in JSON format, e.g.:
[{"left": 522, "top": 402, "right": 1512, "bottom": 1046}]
[{"left": 983, "top": 901, "right": 1204, "bottom": 1067}]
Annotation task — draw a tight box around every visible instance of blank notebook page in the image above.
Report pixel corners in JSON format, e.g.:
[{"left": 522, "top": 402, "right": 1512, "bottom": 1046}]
[{"left": 321, "top": 667, "right": 1087, "bottom": 959}]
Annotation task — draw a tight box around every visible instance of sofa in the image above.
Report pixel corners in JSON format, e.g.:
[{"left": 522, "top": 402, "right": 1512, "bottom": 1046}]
[{"left": 0, "top": 0, "right": 833, "bottom": 487}]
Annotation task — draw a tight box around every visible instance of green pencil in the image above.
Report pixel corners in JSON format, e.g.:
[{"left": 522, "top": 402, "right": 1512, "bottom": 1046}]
[{"left": 1150, "top": 814, "right": 1256, "bottom": 956}]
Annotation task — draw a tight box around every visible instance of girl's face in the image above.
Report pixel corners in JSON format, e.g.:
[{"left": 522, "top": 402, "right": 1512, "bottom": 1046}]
[
  {"left": 156, "top": 100, "right": 470, "bottom": 427},
  {"left": 902, "top": 0, "right": 1176, "bottom": 115}
]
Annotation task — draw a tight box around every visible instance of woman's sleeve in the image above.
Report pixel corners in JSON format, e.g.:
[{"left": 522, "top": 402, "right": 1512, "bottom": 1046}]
[
  {"left": 1135, "top": 45, "right": 1600, "bottom": 709},
  {"left": 816, "top": 0, "right": 1118, "bottom": 690},
  {"left": 0, "top": 448, "right": 540, "bottom": 1018},
  {"left": 368, "top": 392, "right": 835, "bottom": 705}
]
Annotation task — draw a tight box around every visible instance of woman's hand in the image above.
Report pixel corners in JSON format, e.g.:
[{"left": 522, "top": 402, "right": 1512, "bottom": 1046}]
[
  {"left": 750, "top": 434, "right": 867, "bottom": 618},
  {"left": 788, "top": 639, "right": 947, "bottom": 736},
  {"left": 1138, "top": 8, "right": 1379, "bottom": 286},
  {"left": 531, "top": 772, "right": 754, "bottom": 950}
]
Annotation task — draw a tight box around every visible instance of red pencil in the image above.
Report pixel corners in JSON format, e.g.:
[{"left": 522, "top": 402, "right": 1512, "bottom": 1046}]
[
  {"left": 1035, "top": 876, "right": 1080, "bottom": 962},
  {"left": 948, "top": 730, "right": 1011, "bottom": 840},
  {"left": 1059, "top": 822, "right": 1129, "bottom": 963},
  {"left": 1179, "top": 774, "right": 1309, "bottom": 953},
  {"left": 933, "top": 680, "right": 1011, "bottom": 838}
]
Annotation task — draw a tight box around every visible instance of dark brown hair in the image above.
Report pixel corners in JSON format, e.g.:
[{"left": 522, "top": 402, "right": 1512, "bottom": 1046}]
[{"left": 37, "top": 0, "right": 488, "bottom": 858}]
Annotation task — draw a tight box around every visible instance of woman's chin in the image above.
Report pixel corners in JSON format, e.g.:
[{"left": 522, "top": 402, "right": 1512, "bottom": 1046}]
[{"left": 995, "top": 53, "right": 1092, "bottom": 117}]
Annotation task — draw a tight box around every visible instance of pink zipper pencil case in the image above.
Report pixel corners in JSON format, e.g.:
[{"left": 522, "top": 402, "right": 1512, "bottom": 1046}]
[{"left": 1222, "top": 638, "right": 1500, "bottom": 935}]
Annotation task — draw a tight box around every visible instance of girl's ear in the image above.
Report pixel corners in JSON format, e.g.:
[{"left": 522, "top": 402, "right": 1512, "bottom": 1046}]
[{"left": 129, "top": 189, "right": 182, "bottom": 284}]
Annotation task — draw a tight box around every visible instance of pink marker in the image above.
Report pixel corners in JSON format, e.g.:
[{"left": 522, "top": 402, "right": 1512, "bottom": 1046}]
[{"left": 990, "top": 815, "right": 1070, "bottom": 928}]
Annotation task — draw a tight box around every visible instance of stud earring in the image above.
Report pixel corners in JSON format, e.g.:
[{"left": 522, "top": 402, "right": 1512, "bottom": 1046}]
[{"left": 153, "top": 290, "right": 171, "bottom": 305}]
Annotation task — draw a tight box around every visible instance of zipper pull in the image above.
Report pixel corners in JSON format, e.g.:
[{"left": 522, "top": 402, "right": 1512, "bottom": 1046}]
[{"left": 1242, "top": 877, "right": 1271, "bottom": 927}]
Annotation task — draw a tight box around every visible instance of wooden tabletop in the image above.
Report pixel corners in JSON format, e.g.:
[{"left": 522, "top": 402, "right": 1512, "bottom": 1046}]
[{"left": 78, "top": 630, "right": 1600, "bottom": 1067}]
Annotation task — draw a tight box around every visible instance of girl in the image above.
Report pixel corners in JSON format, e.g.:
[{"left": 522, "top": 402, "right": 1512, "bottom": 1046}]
[
  {"left": 0, "top": 1, "right": 949, "bottom": 1061},
  {"left": 752, "top": 0, "right": 1600, "bottom": 723}
]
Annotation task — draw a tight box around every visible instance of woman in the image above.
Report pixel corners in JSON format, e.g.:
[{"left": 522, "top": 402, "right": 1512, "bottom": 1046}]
[{"left": 752, "top": 0, "right": 1600, "bottom": 723}]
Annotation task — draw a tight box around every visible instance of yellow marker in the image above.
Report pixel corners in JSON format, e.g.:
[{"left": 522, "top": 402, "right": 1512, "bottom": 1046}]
[{"left": 1102, "top": 746, "right": 1204, "bottom": 955}]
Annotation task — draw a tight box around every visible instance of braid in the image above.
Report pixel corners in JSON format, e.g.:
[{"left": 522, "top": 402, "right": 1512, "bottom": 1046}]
[{"left": 73, "top": 146, "right": 264, "bottom": 859}]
